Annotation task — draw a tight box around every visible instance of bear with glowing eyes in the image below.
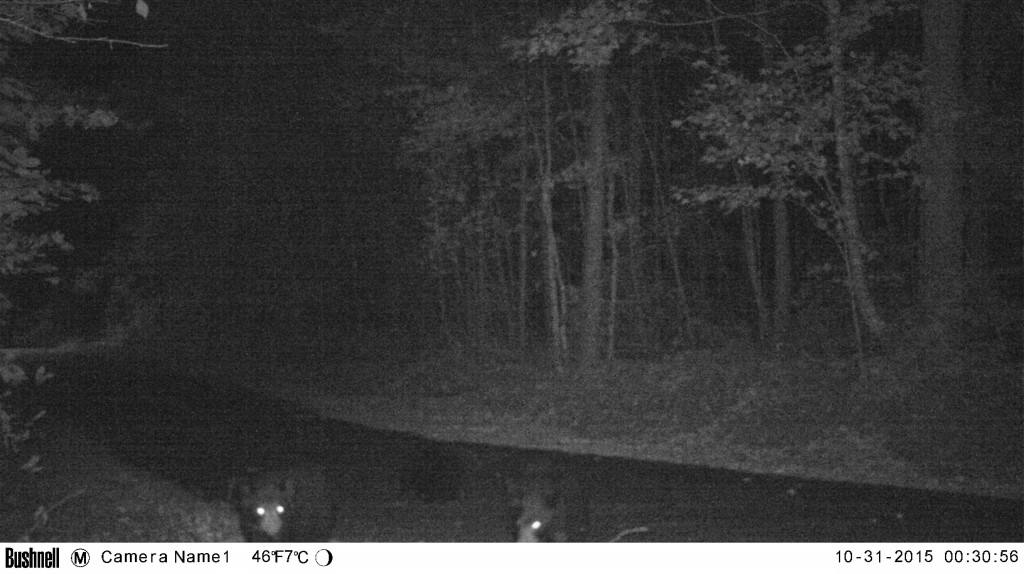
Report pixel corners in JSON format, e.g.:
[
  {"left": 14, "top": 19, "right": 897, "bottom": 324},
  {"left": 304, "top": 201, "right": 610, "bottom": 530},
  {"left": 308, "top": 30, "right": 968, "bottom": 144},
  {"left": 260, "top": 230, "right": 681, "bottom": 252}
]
[
  {"left": 507, "top": 457, "right": 588, "bottom": 542},
  {"left": 234, "top": 466, "right": 336, "bottom": 542}
]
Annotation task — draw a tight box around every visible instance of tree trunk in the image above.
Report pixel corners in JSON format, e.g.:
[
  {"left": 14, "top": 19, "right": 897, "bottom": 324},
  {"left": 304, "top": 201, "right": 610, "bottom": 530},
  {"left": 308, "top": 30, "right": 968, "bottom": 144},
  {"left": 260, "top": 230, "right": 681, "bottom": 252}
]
[
  {"left": 920, "top": 0, "right": 966, "bottom": 334},
  {"left": 741, "top": 206, "right": 769, "bottom": 342},
  {"left": 755, "top": 0, "right": 792, "bottom": 346},
  {"left": 772, "top": 197, "right": 792, "bottom": 345},
  {"left": 639, "top": 84, "right": 694, "bottom": 345},
  {"left": 537, "top": 69, "right": 566, "bottom": 365},
  {"left": 539, "top": 175, "right": 562, "bottom": 356},
  {"left": 579, "top": 66, "right": 609, "bottom": 365},
  {"left": 517, "top": 164, "right": 529, "bottom": 352},
  {"left": 826, "top": 0, "right": 886, "bottom": 339},
  {"left": 606, "top": 178, "right": 620, "bottom": 360},
  {"left": 626, "top": 79, "right": 652, "bottom": 349}
]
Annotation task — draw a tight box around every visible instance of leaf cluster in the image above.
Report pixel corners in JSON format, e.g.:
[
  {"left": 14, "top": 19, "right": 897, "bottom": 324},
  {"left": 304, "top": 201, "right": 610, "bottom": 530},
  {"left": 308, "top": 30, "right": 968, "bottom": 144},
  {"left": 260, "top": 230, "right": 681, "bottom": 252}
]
[
  {"left": 0, "top": 361, "right": 51, "bottom": 459},
  {"left": 0, "top": 1, "right": 124, "bottom": 314},
  {"left": 0, "top": 0, "right": 90, "bottom": 47},
  {"left": 505, "top": 0, "right": 655, "bottom": 68},
  {"left": 680, "top": 30, "right": 919, "bottom": 216},
  {"left": 0, "top": 0, "right": 152, "bottom": 49}
]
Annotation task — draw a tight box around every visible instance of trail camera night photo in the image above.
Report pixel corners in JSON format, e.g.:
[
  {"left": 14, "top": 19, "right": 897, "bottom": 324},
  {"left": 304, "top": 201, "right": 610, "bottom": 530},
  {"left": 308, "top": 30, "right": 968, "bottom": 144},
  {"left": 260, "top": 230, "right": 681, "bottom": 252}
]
[{"left": 0, "top": 0, "right": 1020, "bottom": 544}]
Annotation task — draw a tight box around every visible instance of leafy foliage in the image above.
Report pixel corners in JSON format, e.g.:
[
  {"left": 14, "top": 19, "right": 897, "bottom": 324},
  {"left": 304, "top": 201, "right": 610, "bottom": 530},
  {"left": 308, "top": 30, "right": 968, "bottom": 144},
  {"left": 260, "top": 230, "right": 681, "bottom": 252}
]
[
  {"left": 0, "top": 83, "right": 111, "bottom": 278},
  {"left": 0, "top": 362, "right": 50, "bottom": 461},
  {"left": 0, "top": 1, "right": 136, "bottom": 314},
  {"left": 679, "top": 35, "right": 919, "bottom": 229},
  {"left": 505, "top": 0, "right": 655, "bottom": 68},
  {"left": 0, "top": 0, "right": 92, "bottom": 44},
  {"left": 0, "top": 0, "right": 154, "bottom": 541}
]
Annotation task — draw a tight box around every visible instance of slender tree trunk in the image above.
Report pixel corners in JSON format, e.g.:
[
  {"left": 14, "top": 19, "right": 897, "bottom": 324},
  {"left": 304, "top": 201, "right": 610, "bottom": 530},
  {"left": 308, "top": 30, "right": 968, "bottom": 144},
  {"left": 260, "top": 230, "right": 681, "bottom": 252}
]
[
  {"left": 579, "top": 65, "right": 609, "bottom": 365},
  {"left": 517, "top": 164, "right": 529, "bottom": 352},
  {"left": 606, "top": 178, "right": 620, "bottom": 359},
  {"left": 755, "top": 0, "right": 792, "bottom": 346},
  {"left": 497, "top": 209, "right": 517, "bottom": 346},
  {"left": 624, "top": 165, "right": 647, "bottom": 348},
  {"left": 539, "top": 172, "right": 563, "bottom": 360},
  {"left": 741, "top": 206, "right": 769, "bottom": 342},
  {"left": 625, "top": 81, "right": 651, "bottom": 349},
  {"left": 563, "top": 73, "right": 586, "bottom": 218},
  {"left": 472, "top": 239, "right": 487, "bottom": 341},
  {"left": 693, "top": 218, "right": 710, "bottom": 305},
  {"left": 636, "top": 72, "right": 695, "bottom": 345},
  {"left": 826, "top": 0, "right": 886, "bottom": 339},
  {"left": 538, "top": 69, "right": 566, "bottom": 366},
  {"left": 437, "top": 278, "right": 452, "bottom": 344},
  {"left": 659, "top": 198, "right": 694, "bottom": 345},
  {"left": 773, "top": 198, "right": 791, "bottom": 344},
  {"left": 920, "top": 0, "right": 966, "bottom": 336}
]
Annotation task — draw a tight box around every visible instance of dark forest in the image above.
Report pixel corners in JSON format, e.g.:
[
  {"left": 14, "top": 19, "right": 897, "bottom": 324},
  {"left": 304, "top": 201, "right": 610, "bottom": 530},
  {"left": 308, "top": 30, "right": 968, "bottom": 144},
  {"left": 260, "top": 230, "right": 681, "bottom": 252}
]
[{"left": 0, "top": 0, "right": 1020, "bottom": 543}]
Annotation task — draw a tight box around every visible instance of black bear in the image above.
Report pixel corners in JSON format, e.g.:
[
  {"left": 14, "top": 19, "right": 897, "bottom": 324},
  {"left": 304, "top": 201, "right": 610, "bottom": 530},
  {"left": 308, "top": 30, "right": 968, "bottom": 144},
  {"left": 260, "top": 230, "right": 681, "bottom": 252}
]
[
  {"left": 507, "top": 456, "right": 587, "bottom": 542},
  {"left": 234, "top": 465, "right": 336, "bottom": 542}
]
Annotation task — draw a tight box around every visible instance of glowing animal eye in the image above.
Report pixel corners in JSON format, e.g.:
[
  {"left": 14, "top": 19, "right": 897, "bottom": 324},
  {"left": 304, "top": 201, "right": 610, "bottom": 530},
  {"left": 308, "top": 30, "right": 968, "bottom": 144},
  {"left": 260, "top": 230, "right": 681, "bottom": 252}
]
[
  {"left": 256, "top": 507, "right": 265, "bottom": 516},
  {"left": 530, "top": 520, "right": 543, "bottom": 531},
  {"left": 276, "top": 505, "right": 285, "bottom": 514}
]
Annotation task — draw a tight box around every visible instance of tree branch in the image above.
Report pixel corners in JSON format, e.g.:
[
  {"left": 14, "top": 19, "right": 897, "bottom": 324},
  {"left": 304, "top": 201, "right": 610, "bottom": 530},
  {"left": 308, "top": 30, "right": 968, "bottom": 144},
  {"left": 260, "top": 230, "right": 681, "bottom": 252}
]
[{"left": 0, "top": 15, "right": 167, "bottom": 48}]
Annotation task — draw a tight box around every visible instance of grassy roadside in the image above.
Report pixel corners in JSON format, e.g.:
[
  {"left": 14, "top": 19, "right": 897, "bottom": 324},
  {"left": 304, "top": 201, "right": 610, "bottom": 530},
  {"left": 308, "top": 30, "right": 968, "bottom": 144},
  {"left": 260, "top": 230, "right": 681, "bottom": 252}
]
[{"left": 223, "top": 340, "right": 1021, "bottom": 501}]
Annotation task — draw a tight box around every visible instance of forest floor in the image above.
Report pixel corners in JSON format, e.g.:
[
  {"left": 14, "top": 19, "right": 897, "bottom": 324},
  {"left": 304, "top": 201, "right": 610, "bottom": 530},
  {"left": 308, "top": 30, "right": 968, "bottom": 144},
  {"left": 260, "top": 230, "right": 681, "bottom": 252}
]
[{"left": 220, "top": 339, "right": 1022, "bottom": 502}]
